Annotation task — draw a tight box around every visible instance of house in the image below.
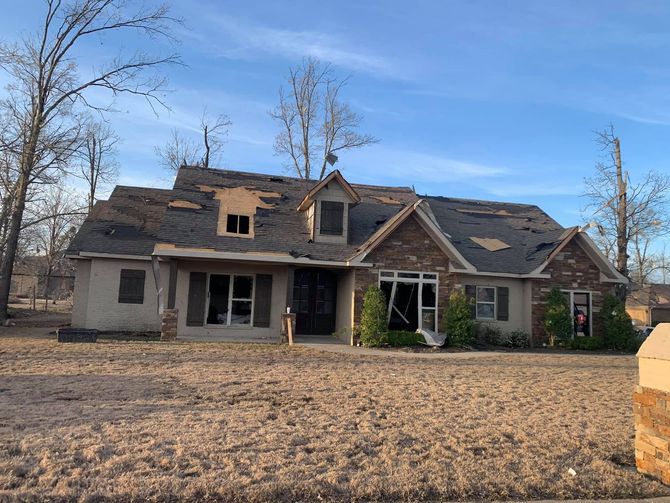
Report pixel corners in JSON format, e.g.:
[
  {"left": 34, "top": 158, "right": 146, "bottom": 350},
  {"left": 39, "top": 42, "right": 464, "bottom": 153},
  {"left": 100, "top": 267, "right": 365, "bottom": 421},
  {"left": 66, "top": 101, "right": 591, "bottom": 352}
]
[
  {"left": 10, "top": 255, "right": 75, "bottom": 300},
  {"left": 627, "top": 284, "right": 670, "bottom": 327},
  {"left": 66, "top": 166, "right": 627, "bottom": 345}
]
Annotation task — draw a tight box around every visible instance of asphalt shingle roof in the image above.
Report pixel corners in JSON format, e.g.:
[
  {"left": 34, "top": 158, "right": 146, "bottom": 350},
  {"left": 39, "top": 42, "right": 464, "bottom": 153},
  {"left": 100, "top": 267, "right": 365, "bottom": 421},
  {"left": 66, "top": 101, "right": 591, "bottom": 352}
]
[
  {"left": 157, "top": 166, "right": 417, "bottom": 262},
  {"left": 67, "top": 186, "right": 172, "bottom": 256},
  {"left": 69, "top": 166, "right": 573, "bottom": 275},
  {"left": 424, "top": 196, "right": 567, "bottom": 274}
]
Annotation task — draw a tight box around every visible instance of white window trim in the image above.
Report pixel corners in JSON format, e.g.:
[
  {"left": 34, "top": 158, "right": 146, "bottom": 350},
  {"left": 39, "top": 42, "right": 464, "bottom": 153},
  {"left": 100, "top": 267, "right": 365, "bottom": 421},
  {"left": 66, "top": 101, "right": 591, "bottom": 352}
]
[
  {"left": 205, "top": 273, "right": 256, "bottom": 327},
  {"left": 475, "top": 286, "right": 497, "bottom": 321},
  {"left": 378, "top": 270, "right": 439, "bottom": 332},
  {"left": 561, "top": 289, "right": 593, "bottom": 339}
]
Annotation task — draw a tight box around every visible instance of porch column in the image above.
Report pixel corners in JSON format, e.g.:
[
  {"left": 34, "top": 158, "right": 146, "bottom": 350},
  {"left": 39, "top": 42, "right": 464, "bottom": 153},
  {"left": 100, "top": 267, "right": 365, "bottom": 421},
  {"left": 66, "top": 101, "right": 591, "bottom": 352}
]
[
  {"left": 634, "top": 323, "right": 670, "bottom": 485},
  {"left": 161, "top": 260, "right": 179, "bottom": 341}
]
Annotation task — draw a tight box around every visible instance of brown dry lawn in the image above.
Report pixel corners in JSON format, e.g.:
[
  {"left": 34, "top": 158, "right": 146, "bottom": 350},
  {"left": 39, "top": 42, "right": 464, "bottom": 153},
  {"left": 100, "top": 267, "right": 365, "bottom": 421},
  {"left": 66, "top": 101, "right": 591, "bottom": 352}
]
[{"left": 0, "top": 336, "right": 668, "bottom": 502}]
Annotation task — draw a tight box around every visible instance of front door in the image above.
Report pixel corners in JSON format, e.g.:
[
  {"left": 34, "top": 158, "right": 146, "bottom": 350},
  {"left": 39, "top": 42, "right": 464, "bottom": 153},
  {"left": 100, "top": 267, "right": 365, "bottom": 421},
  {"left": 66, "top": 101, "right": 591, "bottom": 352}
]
[{"left": 293, "top": 269, "right": 337, "bottom": 335}]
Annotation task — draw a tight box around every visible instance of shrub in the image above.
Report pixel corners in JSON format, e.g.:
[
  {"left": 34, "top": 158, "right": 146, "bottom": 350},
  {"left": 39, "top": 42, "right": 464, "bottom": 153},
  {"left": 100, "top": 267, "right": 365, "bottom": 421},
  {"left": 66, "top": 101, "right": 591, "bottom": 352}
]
[
  {"left": 387, "top": 330, "right": 424, "bottom": 346},
  {"left": 443, "top": 290, "right": 474, "bottom": 346},
  {"left": 479, "top": 324, "right": 503, "bottom": 345},
  {"left": 505, "top": 330, "right": 530, "bottom": 348},
  {"left": 601, "top": 295, "right": 637, "bottom": 351},
  {"left": 543, "top": 287, "right": 573, "bottom": 346},
  {"left": 360, "top": 286, "right": 388, "bottom": 347},
  {"left": 570, "top": 336, "right": 605, "bottom": 351}
]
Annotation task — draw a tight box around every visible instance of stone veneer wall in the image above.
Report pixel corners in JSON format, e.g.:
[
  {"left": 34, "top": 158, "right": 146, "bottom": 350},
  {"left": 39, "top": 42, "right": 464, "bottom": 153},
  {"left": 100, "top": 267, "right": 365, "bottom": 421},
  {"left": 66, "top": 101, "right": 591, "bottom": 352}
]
[
  {"left": 531, "top": 239, "right": 614, "bottom": 345},
  {"left": 634, "top": 385, "right": 670, "bottom": 484},
  {"left": 353, "top": 215, "right": 451, "bottom": 327},
  {"left": 161, "top": 309, "right": 178, "bottom": 341}
]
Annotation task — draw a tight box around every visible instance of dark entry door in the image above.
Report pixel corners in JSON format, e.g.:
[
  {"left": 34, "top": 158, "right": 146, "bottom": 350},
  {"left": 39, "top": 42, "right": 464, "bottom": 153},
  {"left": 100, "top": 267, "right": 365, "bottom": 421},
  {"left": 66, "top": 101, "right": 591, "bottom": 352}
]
[{"left": 293, "top": 269, "right": 337, "bottom": 335}]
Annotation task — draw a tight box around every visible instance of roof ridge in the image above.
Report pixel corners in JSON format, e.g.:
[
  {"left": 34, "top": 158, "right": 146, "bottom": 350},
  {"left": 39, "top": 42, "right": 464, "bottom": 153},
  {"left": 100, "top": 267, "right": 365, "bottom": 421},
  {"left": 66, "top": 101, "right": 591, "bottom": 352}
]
[{"left": 423, "top": 194, "right": 543, "bottom": 209}]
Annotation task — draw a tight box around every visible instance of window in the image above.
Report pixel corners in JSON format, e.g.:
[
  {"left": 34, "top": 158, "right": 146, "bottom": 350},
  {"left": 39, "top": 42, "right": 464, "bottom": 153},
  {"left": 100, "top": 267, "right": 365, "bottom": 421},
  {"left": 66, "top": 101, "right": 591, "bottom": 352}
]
[
  {"left": 476, "top": 286, "right": 496, "bottom": 320},
  {"left": 562, "top": 290, "right": 592, "bottom": 338},
  {"left": 118, "top": 269, "right": 145, "bottom": 304},
  {"left": 207, "top": 274, "right": 254, "bottom": 326},
  {"left": 378, "top": 270, "right": 438, "bottom": 332},
  {"left": 319, "top": 201, "right": 344, "bottom": 235},
  {"left": 226, "top": 214, "right": 250, "bottom": 235}
]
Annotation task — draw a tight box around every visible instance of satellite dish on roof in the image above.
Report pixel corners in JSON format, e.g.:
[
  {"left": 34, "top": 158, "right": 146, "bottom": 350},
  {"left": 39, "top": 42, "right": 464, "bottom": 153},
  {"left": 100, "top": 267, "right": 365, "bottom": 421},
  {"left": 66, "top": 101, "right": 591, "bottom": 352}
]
[{"left": 326, "top": 152, "right": 338, "bottom": 166}]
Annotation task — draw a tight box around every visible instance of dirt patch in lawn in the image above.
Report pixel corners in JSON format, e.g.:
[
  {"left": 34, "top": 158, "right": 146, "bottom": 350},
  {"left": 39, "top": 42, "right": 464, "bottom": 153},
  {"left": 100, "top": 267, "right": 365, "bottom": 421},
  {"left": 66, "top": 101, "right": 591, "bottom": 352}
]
[{"left": 0, "top": 337, "right": 667, "bottom": 502}]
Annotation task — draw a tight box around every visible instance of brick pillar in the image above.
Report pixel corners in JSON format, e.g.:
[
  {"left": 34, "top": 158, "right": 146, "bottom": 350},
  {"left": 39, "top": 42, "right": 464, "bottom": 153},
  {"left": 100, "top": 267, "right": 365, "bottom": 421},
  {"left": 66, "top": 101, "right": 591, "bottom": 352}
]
[
  {"left": 634, "top": 323, "right": 670, "bottom": 485},
  {"left": 161, "top": 308, "right": 178, "bottom": 341}
]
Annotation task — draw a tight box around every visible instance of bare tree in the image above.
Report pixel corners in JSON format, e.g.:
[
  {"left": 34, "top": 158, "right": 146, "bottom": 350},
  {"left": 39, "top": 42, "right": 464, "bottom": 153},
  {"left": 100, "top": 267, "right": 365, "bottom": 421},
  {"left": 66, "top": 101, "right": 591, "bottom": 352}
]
[
  {"left": 77, "top": 120, "right": 119, "bottom": 213},
  {"left": 270, "top": 58, "right": 378, "bottom": 180},
  {"left": 25, "top": 185, "right": 84, "bottom": 310},
  {"left": 155, "top": 110, "right": 231, "bottom": 173},
  {"left": 583, "top": 125, "right": 670, "bottom": 297},
  {"left": 0, "top": 0, "right": 181, "bottom": 321}
]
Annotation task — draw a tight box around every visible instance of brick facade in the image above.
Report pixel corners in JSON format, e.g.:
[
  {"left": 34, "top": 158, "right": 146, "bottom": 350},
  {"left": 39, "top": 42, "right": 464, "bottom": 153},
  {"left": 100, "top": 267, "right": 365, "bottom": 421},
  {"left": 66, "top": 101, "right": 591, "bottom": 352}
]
[
  {"left": 353, "top": 215, "right": 452, "bottom": 327},
  {"left": 530, "top": 239, "right": 615, "bottom": 345},
  {"left": 634, "top": 385, "right": 670, "bottom": 485}
]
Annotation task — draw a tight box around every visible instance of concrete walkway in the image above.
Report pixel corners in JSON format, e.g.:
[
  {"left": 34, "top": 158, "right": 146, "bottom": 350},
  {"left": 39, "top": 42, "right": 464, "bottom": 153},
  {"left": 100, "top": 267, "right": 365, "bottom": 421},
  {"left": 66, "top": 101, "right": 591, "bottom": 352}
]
[{"left": 296, "top": 340, "right": 502, "bottom": 359}]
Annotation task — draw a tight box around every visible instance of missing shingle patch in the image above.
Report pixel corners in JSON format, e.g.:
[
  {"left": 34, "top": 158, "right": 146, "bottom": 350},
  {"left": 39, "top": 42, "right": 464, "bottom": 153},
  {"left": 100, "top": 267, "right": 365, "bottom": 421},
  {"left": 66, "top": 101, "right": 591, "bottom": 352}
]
[
  {"left": 470, "top": 237, "right": 511, "bottom": 252},
  {"left": 169, "top": 200, "right": 202, "bottom": 210},
  {"left": 196, "top": 185, "right": 281, "bottom": 237}
]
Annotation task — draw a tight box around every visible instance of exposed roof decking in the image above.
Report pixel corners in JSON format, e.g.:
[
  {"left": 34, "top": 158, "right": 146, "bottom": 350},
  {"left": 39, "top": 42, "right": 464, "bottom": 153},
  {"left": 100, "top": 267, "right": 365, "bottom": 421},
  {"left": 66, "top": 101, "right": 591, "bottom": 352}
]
[{"left": 155, "top": 166, "right": 417, "bottom": 262}]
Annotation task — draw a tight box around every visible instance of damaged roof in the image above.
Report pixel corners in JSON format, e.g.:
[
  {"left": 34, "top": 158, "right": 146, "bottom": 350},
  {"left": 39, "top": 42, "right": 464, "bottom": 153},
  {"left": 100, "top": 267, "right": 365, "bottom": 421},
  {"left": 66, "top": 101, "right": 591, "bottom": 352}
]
[
  {"left": 423, "top": 196, "right": 567, "bottom": 274},
  {"left": 156, "top": 166, "right": 417, "bottom": 262},
  {"left": 67, "top": 186, "right": 172, "bottom": 256},
  {"left": 69, "top": 166, "right": 583, "bottom": 275}
]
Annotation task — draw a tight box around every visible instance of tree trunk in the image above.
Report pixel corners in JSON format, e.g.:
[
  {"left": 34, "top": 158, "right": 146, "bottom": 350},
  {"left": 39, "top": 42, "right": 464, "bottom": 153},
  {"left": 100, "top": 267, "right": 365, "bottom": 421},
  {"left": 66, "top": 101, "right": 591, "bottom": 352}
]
[
  {"left": 614, "top": 137, "right": 628, "bottom": 300},
  {"left": 0, "top": 169, "right": 31, "bottom": 320}
]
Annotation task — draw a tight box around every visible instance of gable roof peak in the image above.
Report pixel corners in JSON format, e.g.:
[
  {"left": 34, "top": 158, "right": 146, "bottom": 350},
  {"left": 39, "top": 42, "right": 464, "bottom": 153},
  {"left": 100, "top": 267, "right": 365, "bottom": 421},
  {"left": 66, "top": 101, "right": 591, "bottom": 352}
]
[{"left": 297, "top": 169, "right": 361, "bottom": 211}]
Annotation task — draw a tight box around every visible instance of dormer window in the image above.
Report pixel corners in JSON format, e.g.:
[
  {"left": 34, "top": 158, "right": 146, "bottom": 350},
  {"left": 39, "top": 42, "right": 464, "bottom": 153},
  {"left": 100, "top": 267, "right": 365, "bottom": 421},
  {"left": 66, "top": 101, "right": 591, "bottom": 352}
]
[
  {"left": 226, "top": 214, "right": 250, "bottom": 235},
  {"left": 319, "top": 201, "right": 344, "bottom": 236},
  {"left": 297, "top": 170, "right": 361, "bottom": 245}
]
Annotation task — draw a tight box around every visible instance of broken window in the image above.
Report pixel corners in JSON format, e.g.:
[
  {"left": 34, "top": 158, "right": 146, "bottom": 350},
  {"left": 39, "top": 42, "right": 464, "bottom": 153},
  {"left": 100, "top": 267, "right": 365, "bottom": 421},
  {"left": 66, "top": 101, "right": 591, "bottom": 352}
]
[
  {"left": 379, "top": 271, "right": 438, "bottom": 332},
  {"left": 476, "top": 286, "right": 496, "bottom": 320},
  {"left": 207, "top": 274, "right": 254, "bottom": 326},
  {"left": 320, "top": 201, "right": 344, "bottom": 236},
  {"left": 562, "top": 290, "right": 591, "bottom": 337},
  {"left": 226, "top": 214, "right": 250, "bottom": 235}
]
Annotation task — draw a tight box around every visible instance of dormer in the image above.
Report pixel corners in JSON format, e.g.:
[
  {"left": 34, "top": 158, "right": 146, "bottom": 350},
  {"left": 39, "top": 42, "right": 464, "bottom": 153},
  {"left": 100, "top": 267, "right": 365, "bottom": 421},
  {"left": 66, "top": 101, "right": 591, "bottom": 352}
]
[{"left": 297, "top": 170, "right": 361, "bottom": 244}]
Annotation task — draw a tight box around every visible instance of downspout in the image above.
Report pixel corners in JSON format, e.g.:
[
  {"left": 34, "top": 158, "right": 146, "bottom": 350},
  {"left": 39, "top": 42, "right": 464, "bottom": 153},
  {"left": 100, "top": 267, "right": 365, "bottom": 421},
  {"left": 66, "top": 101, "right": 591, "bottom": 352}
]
[{"left": 151, "top": 255, "right": 164, "bottom": 316}]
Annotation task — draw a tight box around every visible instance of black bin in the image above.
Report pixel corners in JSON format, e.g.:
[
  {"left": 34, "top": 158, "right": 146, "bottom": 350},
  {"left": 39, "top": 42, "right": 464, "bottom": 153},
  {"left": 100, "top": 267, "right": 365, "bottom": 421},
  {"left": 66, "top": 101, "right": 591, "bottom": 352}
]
[{"left": 57, "top": 328, "right": 98, "bottom": 343}]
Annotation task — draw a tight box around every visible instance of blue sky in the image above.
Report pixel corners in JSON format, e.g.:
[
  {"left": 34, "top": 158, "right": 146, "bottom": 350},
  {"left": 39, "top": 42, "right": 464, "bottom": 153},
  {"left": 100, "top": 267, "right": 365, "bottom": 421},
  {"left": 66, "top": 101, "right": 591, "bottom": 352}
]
[{"left": 2, "top": 1, "right": 670, "bottom": 237}]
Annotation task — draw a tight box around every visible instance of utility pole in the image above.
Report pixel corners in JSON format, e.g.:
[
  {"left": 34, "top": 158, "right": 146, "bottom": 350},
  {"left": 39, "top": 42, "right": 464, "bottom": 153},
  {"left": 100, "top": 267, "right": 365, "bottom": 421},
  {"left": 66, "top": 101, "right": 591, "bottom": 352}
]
[{"left": 614, "top": 136, "right": 629, "bottom": 300}]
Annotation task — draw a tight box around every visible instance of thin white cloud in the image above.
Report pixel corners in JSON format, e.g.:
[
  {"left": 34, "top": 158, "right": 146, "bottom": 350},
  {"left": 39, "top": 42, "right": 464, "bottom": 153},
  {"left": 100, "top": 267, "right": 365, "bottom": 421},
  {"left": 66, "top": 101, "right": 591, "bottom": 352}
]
[
  {"left": 480, "top": 181, "right": 577, "bottom": 198},
  {"left": 344, "top": 145, "right": 508, "bottom": 186},
  {"left": 208, "top": 15, "right": 399, "bottom": 78}
]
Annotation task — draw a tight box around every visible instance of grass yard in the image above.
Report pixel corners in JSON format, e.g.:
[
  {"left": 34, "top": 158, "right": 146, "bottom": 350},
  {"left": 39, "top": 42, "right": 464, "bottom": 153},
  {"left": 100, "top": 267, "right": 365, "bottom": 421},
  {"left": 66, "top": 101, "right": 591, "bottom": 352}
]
[{"left": 0, "top": 336, "right": 668, "bottom": 502}]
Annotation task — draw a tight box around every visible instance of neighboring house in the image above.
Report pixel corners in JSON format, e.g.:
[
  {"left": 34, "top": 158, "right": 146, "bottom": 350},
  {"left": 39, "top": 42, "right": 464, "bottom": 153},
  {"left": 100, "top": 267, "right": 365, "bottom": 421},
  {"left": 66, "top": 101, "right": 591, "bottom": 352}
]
[
  {"left": 66, "top": 166, "right": 626, "bottom": 345},
  {"left": 10, "top": 255, "right": 75, "bottom": 300},
  {"left": 627, "top": 284, "right": 670, "bottom": 326}
]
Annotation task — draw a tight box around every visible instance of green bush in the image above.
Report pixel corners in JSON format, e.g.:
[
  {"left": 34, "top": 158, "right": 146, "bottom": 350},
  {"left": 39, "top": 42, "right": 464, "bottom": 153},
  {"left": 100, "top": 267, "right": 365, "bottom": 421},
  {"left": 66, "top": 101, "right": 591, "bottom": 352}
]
[
  {"left": 601, "top": 295, "right": 637, "bottom": 351},
  {"left": 360, "top": 286, "right": 388, "bottom": 347},
  {"left": 387, "top": 330, "right": 424, "bottom": 346},
  {"left": 479, "top": 324, "right": 503, "bottom": 345},
  {"left": 505, "top": 330, "right": 530, "bottom": 348},
  {"left": 570, "top": 336, "right": 605, "bottom": 351},
  {"left": 543, "top": 287, "right": 573, "bottom": 346},
  {"left": 443, "top": 290, "right": 474, "bottom": 346}
]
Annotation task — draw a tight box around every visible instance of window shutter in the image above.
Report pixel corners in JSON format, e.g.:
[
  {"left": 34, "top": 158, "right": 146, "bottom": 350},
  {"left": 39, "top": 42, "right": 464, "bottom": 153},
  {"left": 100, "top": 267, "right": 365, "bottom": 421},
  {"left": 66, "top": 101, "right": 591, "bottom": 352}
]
[
  {"left": 320, "top": 201, "right": 344, "bottom": 235},
  {"left": 186, "top": 272, "right": 207, "bottom": 326},
  {"left": 497, "top": 287, "right": 509, "bottom": 321},
  {"left": 464, "top": 285, "right": 476, "bottom": 319},
  {"left": 253, "top": 274, "right": 273, "bottom": 327},
  {"left": 118, "top": 269, "right": 145, "bottom": 304}
]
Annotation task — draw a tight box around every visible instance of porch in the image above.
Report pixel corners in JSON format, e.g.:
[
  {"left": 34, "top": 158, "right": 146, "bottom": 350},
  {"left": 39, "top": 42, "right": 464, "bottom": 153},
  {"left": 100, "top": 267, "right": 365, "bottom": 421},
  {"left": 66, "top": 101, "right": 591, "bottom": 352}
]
[{"left": 157, "top": 257, "right": 355, "bottom": 343}]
